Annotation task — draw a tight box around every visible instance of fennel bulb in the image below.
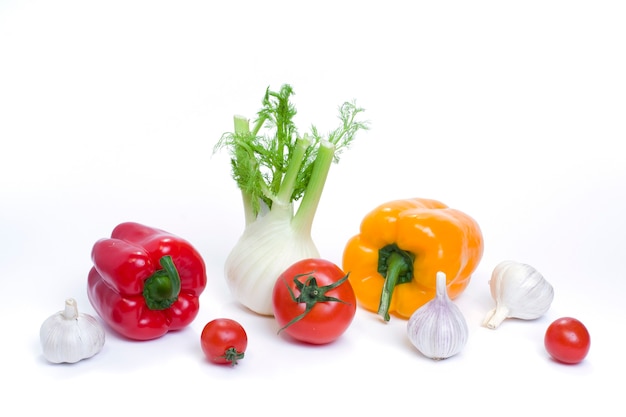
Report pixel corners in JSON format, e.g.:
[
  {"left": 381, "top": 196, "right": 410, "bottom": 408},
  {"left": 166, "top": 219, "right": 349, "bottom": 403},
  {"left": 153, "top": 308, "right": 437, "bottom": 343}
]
[
  {"left": 215, "top": 84, "right": 368, "bottom": 316},
  {"left": 225, "top": 200, "right": 319, "bottom": 315}
]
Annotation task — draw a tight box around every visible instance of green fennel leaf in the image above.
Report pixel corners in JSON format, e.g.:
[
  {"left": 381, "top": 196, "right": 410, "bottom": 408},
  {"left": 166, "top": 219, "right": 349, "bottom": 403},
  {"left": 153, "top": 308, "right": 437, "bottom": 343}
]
[{"left": 215, "top": 84, "right": 369, "bottom": 219}]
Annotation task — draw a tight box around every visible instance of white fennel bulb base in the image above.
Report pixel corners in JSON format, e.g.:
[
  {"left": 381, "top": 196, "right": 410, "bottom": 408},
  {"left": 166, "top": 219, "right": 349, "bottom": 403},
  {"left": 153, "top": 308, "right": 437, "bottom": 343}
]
[{"left": 225, "top": 202, "right": 319, "bottom": 316}]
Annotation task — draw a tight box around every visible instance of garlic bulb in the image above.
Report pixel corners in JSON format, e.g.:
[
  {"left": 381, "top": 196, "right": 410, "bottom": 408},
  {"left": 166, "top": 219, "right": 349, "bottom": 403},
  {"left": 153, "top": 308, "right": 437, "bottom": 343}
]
[
  {"left": 40, "top": 298, "right": 105, "bottom": 364},
  {"left": 482, "top": 260, "right": 554, "bottom": 329},
  {"left": 407, "top": 272, "right": 468, "bottom": 360}
]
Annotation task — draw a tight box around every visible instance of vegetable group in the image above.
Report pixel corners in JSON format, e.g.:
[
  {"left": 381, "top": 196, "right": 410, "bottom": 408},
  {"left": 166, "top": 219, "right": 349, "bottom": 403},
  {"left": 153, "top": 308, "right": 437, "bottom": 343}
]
[
  {"left": 544, "top": 317, "right": 590, "bottom": 364},
  {"left": 87, "top": 222, "right": 207, "bottom": 340},
  {"left": 37, "top": 83, "right": 589, "bottom": 371},
  {"left": 201, "top": 318, "right": 248, "bottom": 366},
  {"left": 214, "top": 84, "right": 368, "bottom": 316},
  {"left": 343, "top": 198, "right": 484, "bottom": 321},
  {"left": 272, "top": 258, "right": 356, "bottom": 344}
]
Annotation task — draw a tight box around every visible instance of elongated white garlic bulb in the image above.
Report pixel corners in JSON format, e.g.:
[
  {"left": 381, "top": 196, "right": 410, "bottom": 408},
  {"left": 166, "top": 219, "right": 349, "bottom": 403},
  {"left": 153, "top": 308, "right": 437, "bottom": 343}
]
[
  {"left": 40, "top": 298, "right": 105, "bottom": 364},
  {"left": 407, "top": 272, "right": 469, "bottom": 360},
  {"left": 483, "top": 260, "right": 554, "bottom": 329}
]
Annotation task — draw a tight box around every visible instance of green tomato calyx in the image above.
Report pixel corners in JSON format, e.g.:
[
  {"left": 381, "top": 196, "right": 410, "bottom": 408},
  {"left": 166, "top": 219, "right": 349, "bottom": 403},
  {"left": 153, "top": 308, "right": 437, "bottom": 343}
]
[{"left": 277, "top": 271, "right": 351, "bottom": 333}]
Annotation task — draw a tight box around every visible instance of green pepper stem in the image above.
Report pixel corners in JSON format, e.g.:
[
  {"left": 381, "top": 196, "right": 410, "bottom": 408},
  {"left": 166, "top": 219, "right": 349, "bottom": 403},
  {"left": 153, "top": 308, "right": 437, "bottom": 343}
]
[
  {"left": 143, "top": 255, "right": 182, "bottom": 310},
  {"left": 377, "top": 251, "right": 411, "bottom": 322}
]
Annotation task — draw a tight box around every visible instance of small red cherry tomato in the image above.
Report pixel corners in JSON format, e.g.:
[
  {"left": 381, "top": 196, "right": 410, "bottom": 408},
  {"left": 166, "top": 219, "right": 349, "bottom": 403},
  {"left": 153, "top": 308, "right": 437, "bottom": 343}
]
[
  {"left": 200, "top": 318, "right": 248, "bottom": 366},
  {"left": 272, "top": 258, "right": 356, "bottom": 345},
  {"left": 544, "top": 317, "right": 590, "bottom": 364}
]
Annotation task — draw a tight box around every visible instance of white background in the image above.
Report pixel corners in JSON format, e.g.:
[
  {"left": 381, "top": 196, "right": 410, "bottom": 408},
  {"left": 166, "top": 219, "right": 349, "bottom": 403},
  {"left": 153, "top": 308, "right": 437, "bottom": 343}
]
[{"left": 1, "top": 0, "right": 625, "bottom": 415}]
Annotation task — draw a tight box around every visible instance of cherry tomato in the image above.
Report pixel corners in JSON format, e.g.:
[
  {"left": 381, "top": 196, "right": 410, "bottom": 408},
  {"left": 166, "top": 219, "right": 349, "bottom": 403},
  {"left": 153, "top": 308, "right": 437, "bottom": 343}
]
[
  {"left": 272, "top": 258, "right": 357, "bottom": 345},
  {"left": 200, "top": 318, "right": 248, "bottom": 366},
  {"left": 544, "top": 317, "right": 590, "bottom": 364}
]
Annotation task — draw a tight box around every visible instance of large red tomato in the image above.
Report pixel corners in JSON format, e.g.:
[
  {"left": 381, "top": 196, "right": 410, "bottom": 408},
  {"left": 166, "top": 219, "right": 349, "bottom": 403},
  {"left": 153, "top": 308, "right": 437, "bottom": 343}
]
[
  {"left": 272, "top": 258, "right": 357, "bottom": 345},
  {"left": 544, "top": 317, "right": 590, "bottom": 364}
]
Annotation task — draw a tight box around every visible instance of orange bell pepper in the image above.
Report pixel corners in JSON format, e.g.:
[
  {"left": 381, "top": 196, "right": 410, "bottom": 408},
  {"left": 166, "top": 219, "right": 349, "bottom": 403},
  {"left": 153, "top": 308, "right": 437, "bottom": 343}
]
[{"left": 342, "top": 198, "right": 484, "bottom": 321}]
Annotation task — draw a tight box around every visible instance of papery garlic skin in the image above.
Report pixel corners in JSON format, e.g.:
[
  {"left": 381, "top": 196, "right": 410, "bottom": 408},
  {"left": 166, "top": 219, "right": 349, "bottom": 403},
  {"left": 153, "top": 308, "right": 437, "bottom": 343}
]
[
  {"left": 40, "top": 298, "right": 105, "bottom": 364},
  {"left": 483, "top": 260, "right": 554, "bottom": 329},
  {"left": 407, "top": 272, "right": 468, "bottom": 360}
]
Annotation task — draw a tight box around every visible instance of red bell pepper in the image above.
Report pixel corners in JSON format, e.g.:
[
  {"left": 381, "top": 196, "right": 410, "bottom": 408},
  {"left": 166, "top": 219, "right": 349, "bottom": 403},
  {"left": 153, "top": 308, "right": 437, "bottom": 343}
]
[{"left": 87, "top": 222, "right": 207, "bottom": 341}]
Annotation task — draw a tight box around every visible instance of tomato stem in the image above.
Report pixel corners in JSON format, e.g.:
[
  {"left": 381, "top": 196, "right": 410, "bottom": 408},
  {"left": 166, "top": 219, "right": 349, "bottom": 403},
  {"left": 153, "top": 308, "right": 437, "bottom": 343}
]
[
  {"left": 278, "top": 271, "right": 351, "bottom": 333},
  {"left": 222, "top": 347, "right": 245, "bottom": 366}
]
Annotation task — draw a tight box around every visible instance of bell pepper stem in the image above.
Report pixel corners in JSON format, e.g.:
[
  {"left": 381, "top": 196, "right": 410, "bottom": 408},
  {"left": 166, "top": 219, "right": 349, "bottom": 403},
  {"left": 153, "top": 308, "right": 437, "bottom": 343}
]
[
  {"left": 377, "top": 251, "right": 412, "bottom": 322},
  {"left": 143, "top": 255, "right": 182, "bottom": 310}
]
